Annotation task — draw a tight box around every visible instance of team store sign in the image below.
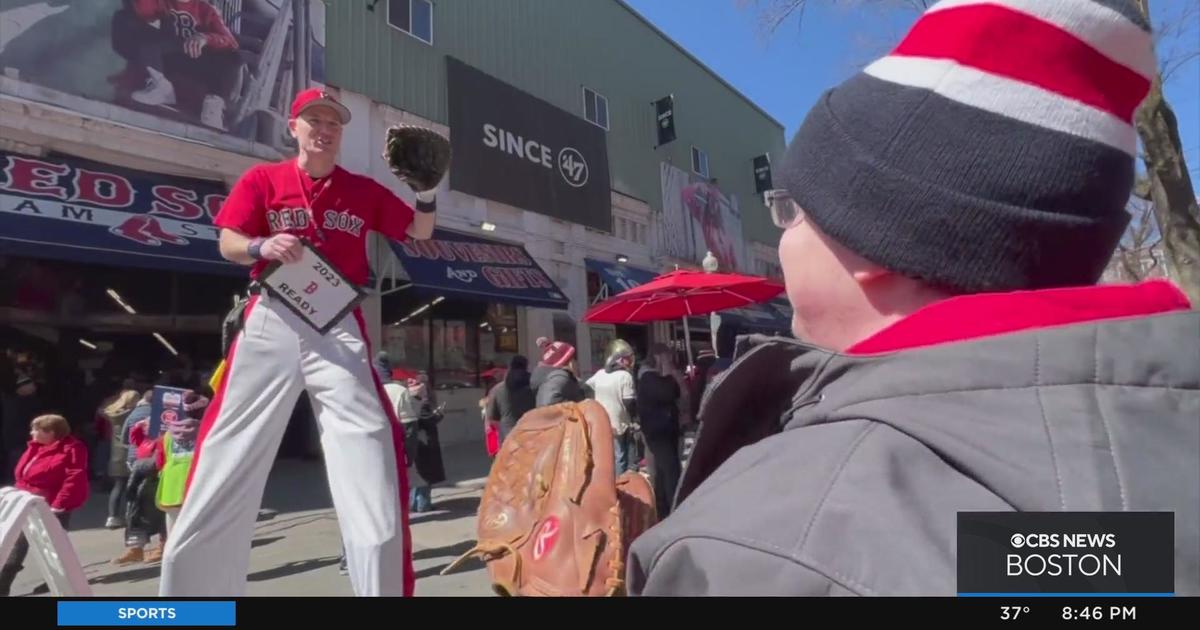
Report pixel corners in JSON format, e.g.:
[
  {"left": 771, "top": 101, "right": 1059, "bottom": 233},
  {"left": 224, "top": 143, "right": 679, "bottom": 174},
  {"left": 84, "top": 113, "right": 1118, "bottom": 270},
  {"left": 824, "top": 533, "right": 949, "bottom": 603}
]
[{"left": 0, "top": 152, "right": 226, "bottom": 252}]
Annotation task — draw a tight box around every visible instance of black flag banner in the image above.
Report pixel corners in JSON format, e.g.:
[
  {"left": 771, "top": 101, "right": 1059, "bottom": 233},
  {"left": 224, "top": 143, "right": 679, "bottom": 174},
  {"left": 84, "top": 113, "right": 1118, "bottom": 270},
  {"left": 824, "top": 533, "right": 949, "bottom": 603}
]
[
  {"left": 753, "top": 154, "right": 773, "bottom": 194},
  {"left": 655, "top": 96, "right": 676, "bottom": 147}
]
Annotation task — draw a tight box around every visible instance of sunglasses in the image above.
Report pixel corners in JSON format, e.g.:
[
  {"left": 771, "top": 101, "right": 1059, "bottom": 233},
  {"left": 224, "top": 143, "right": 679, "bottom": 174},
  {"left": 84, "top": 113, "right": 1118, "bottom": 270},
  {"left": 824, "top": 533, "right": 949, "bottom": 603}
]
[{"left": 765, "top": 189, "right": 805, "bottom": 230}]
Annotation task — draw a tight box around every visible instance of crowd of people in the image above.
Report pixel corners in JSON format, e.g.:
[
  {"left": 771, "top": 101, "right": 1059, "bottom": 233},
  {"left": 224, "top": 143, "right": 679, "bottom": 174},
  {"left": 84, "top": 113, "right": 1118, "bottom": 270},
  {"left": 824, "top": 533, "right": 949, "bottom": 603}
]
[
  {"left": 0, "top": 348, "right": 212, "bottom": 596},
  {"left": 2, "top": 329, "right": 725, "bottom": 596},
  {"left": 479, "top": 335, "right": 729, "bottom": 519}
]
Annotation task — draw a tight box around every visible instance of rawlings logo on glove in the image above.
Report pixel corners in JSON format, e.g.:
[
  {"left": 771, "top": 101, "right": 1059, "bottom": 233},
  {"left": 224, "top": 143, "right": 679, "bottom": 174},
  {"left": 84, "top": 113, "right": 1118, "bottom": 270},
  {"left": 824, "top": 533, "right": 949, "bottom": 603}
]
[{"left": 443, "top": 400, "right": 657, "bottom": 596}]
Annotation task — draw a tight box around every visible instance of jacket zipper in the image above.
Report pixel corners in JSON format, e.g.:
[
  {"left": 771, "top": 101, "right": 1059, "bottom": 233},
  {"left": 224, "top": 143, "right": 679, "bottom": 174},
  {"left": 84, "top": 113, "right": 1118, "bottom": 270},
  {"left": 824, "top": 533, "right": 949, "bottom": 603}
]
[{"left": 21, "top": 449, "right": 45, "bottom": 480}]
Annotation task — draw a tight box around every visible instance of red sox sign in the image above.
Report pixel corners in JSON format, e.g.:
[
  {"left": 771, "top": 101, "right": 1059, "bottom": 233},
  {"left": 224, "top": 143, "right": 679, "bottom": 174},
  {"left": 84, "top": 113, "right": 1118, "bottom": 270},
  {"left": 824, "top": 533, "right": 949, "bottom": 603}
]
[{"left": 0, "top": 151, "right": 233, "bottom": 272}]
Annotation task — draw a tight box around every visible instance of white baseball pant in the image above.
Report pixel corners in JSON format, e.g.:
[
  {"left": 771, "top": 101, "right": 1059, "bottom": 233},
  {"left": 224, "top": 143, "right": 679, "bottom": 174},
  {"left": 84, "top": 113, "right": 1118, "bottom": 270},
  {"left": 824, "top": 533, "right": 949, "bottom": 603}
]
[{"left": 159, "top": 293, "right": 413, "bottom": 596}]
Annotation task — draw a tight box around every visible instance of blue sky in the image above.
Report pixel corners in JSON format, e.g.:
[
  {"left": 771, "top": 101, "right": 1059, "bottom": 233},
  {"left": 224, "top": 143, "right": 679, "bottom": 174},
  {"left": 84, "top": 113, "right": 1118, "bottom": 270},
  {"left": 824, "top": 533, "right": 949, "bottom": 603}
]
[{"left": 624, "top": 0, "right": 1200, "bottom": 178}]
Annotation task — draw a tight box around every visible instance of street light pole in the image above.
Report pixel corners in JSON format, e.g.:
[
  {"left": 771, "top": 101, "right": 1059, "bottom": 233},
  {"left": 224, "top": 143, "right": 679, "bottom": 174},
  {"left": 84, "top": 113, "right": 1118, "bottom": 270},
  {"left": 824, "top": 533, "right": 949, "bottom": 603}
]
[{"left": 702, "top": 251, "right": 720, "bottom": 354}]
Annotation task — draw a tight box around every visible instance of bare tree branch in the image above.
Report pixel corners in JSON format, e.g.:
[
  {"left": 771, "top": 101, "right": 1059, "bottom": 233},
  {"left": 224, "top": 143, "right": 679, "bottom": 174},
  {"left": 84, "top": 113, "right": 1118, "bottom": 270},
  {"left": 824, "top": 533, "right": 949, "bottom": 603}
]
[
  {"left": 738, "top": 0, "right": 929, "bottom": 39},
  {"left": 1150, "top": 0, "right": 1200, "bottom": 84},
  {"left": 1162, "top": 50, "right": 1200, "bottom": 83},
  {"left": 1134, "top": 176, "right": 1153, "bottom": 200}
]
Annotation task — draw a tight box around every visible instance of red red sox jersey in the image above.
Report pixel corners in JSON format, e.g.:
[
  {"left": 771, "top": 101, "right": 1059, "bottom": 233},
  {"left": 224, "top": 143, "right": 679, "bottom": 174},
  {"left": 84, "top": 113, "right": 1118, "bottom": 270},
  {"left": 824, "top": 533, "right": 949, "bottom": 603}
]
[
  {"left": 132, "top": 0, "right": 239, "bottom": 50},
  {"left": 216, "top": 160, "right": 415, "bottom": 286}
]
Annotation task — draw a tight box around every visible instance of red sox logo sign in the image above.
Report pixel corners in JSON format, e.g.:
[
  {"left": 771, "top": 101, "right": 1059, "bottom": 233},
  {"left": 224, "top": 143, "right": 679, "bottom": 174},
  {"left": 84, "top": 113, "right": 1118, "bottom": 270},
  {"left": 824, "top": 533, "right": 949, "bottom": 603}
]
[
  {"left": 170, "top": 9, "right": 199, "bottom": 40},
  {"left": 304, "top": 281, "right": 319, "bottom": 295},
  {"left": 111, "top": 215, "right": 190, "bottom": 246},
  {"left": 161, "top": 409, "right": 179, "bottom": 425},
  {"left": 532, "top": 516, "right": 561, "bottom": 561}
]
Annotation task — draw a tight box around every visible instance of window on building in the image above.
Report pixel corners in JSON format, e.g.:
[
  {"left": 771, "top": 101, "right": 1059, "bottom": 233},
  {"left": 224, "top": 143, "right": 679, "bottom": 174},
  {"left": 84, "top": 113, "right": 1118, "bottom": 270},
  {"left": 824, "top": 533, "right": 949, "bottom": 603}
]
[
  {"left": 432, "top": 319, "right": 478, "bottom": 389},
  {"left": 583, "top": 87, "right": 609, "bottom": 130},
  {"left": 757, "top": 257, "right": 783, "bottom": 281},
  {"left": 691, "top": 146, "right": 710, "bottom": 179},
  {"left": 388, "top": 0, "right": 433, "bottom": 45},
  {"left": 613, "top": 216, "right": 648, "bottom": 244},
  {"left": 381, "top": 292, "right": 525, "bottom": 392}
]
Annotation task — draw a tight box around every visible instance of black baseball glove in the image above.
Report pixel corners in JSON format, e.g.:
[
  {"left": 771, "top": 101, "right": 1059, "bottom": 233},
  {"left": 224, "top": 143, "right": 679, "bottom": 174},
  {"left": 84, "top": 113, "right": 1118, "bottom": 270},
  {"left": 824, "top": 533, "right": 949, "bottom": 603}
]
[{"left": 384, "top": 125, "right": 451, "bottom": 193}]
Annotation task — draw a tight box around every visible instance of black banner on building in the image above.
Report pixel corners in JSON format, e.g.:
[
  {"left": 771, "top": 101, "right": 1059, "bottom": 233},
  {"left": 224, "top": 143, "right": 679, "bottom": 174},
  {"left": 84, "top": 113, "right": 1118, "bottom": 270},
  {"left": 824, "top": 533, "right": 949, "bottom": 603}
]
[
  {"left": 446, "top": 57, "right": 612, "bottom": 231},
  {"left": 753, "top": 154, "right": 773, "bottom": 194},
  {"left": 655, "top": 95, "right": 676, "bottom": 147}
]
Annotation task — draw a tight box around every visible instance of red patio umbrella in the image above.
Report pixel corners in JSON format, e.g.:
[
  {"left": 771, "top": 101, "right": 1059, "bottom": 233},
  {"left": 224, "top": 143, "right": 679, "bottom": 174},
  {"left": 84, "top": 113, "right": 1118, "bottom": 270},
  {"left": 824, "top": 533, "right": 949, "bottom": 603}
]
[
  {"left": 583, "top": 270, "right": 784, "bottom": 365},
  {"left": 391, "top": 367, "right": 421, "bottom": 382}
]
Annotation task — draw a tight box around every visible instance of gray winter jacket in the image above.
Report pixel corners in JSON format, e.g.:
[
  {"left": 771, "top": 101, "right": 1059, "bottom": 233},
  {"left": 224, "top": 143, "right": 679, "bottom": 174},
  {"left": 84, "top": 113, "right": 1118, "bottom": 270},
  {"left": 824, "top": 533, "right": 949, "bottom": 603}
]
[
  {"left": 535, "top": 368, "right": 585, "bottom": 408},
  {"left": 628, "top": 308, "right": 1199, "bottom": 596}
]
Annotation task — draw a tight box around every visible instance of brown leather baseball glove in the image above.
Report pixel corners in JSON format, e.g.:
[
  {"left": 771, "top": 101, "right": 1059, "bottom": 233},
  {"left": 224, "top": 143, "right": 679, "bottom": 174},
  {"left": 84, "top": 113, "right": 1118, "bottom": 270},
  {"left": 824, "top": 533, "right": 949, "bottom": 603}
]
[
  {"left": 443, "top": 400, "right": 657, "bottom": 596},
  {"left": 383, "top": 124, "right": 451, "bottom": 192}
]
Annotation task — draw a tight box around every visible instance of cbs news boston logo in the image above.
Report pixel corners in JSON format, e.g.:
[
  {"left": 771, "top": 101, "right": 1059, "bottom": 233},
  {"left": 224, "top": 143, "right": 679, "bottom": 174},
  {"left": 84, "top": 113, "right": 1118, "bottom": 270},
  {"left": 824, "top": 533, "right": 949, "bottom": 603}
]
[{"left": 957, "top": 512, "right": 1174, "bottom": 596}]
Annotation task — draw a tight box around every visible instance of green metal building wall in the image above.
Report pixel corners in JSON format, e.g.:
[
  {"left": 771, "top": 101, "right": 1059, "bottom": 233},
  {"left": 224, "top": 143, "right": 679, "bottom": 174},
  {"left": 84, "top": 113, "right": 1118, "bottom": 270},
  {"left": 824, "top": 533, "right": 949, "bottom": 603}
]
[{"left": 326, "top": 0, "right": 786, "bottom": 247}]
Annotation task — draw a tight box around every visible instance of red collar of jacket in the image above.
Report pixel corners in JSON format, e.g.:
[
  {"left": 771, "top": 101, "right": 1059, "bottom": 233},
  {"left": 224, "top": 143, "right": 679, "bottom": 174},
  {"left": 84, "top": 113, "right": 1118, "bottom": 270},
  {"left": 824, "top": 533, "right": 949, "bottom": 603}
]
[
  {"left": 25, "top": 436, "right": 72, "bottom": 454},
  {"left": 847, "top": 280, "right": 1191, "bottom": 355}
]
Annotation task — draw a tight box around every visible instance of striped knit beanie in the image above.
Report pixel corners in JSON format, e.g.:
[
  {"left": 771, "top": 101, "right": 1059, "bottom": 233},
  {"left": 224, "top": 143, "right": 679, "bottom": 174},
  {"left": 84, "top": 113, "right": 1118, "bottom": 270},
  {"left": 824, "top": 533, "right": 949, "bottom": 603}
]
[
  {"left": 780, "top": 0, "right": 1155, "bottom": 292},
  {"left": 540, "top": 341, "right": 577, "bottom": 368}
]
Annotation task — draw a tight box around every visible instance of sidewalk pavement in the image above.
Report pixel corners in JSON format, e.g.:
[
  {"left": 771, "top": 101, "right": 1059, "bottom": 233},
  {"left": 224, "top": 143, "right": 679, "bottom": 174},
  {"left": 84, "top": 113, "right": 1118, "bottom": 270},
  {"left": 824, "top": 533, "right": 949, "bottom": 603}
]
[{"left": 8, "top": 453, "right": 496, "bottom": 597}]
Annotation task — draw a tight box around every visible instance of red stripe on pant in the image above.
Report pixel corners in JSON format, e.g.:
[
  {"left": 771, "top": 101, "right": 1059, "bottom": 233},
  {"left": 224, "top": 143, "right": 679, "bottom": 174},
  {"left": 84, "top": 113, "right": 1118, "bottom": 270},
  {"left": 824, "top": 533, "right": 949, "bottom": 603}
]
[
  {"left": 353, "top": 309, "right": 416, "bottom": 597},
  {"left": 185, "top": 295, "right": 259, "bottom": 496}
]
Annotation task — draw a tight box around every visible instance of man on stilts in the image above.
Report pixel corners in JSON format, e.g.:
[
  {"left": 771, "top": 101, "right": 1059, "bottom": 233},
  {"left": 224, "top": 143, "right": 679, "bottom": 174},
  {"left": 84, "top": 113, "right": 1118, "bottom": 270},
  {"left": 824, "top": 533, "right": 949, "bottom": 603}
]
[{"left": 160, "top": 88, "right": 447, "bottom": 597}]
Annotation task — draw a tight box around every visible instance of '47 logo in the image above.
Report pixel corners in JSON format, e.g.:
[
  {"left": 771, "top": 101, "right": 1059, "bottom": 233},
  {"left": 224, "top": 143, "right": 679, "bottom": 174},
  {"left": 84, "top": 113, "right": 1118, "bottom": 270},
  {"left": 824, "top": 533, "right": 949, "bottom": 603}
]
[
  {"left": 447, "top": 268, "right": 478, "bottom": 283},
  {"left": 557, "top": 148, "right": 588, "bottom": 188}
]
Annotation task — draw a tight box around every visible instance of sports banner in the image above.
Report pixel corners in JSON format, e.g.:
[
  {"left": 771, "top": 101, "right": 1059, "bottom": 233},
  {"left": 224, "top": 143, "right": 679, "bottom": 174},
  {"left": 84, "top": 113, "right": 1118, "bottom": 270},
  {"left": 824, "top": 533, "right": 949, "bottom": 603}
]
[{"left": 658, "top": 162, "right": 746, "bottom": 272}]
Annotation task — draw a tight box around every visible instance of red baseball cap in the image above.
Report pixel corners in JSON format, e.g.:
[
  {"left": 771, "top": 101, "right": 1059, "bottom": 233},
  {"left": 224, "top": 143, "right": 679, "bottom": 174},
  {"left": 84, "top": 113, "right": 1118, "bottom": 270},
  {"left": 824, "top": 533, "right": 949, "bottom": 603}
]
[{"left": 290, "top": 87, "right": 351, "bottom": 123}]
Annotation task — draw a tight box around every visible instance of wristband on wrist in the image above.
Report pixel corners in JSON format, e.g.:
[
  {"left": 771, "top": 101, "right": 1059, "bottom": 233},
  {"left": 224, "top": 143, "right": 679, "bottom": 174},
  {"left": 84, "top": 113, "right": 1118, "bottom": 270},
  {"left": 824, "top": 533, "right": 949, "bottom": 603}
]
[
  {"left": 414, "top": 196, "right": 437, "bottom": 214},
  {"left": 247, "top": 237, "right": 267, "bottom": 260}
]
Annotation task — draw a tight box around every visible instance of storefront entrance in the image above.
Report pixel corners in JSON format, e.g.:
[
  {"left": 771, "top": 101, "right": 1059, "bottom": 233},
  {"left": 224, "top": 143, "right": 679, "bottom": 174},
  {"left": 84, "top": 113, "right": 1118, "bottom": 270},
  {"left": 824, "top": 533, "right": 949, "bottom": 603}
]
[
  {"left": 1, "top": 150, "right": 323, "bottom": 461},
  {"left": 380, "top": 228, "right": 569, "bottom": 449}
]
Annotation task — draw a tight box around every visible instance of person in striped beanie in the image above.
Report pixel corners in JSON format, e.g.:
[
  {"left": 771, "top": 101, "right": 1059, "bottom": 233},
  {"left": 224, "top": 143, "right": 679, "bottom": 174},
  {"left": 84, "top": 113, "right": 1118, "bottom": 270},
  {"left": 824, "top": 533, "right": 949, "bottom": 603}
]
[
  {"left": 534, "top": 341, "right": 585, "bottom": 406},
  {"left": 628, "top": 0, "right": 1199, "bottom": 596}
]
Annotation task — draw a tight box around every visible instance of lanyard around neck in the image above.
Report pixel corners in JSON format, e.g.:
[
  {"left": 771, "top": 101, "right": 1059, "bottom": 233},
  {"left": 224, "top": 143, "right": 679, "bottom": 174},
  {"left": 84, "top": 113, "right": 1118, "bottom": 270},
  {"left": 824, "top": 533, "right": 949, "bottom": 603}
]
[{"left": 294, "top": 161, "right": 332, "bottom": 241}]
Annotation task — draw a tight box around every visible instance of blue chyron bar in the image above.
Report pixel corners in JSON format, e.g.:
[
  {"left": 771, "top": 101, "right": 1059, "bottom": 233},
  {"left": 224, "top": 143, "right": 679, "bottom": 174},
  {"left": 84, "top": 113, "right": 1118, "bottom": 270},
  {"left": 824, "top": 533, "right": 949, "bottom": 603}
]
[{"left": 57, "top": 601, "right": 235, "bottom": 626}]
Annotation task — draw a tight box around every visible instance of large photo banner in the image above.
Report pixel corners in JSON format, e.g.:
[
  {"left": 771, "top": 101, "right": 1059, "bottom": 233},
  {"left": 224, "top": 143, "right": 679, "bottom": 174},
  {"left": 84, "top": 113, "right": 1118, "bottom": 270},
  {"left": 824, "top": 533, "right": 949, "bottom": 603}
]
[
  {"left": 658, "top": 162, "right": 746, "bottom": 272},
  {"left": 0, "top": 0, "right": 325, "bottom": 156}
]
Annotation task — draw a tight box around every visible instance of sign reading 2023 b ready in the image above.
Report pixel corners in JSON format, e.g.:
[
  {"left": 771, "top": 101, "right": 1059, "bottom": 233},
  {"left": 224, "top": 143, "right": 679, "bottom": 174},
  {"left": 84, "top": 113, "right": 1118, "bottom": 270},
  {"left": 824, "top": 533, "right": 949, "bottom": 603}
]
[
  {"left": 446, "top": 56, "right": 612, "bottom": 231},
  {"left": 958, "top": 512, "right": 1174, "bottom": 596}
]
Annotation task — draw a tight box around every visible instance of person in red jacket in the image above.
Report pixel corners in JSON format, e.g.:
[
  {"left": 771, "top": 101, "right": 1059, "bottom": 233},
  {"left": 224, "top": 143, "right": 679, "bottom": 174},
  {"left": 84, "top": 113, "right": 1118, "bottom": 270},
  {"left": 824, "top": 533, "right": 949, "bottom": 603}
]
[
  {"left": 0, "top": 414, "right": 89, "bottom": 596},
  {"left": 108, "top": 0, "right": 242, "bottom": 130}
]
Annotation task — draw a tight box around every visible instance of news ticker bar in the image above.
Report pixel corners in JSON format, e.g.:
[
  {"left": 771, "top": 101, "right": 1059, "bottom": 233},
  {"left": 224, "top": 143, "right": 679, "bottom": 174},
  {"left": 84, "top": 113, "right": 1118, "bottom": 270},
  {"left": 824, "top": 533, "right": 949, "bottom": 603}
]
[{"left": 44, "top": 597, "right": 1193, "bottom": 627}]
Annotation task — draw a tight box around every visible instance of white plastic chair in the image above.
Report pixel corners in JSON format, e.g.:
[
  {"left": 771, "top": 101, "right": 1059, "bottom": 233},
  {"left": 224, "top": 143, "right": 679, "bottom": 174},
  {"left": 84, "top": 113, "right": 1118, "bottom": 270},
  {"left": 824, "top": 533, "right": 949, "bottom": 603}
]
[{"left": 0, "top": 487, "right": 92, "bottom": 596}]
